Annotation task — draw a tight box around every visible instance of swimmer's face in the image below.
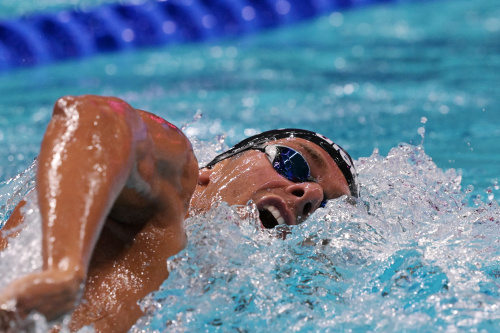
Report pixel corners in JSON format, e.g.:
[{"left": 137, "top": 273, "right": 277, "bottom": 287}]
[{"left": 190, "top": 137, "right": 351, "bottom": 228}]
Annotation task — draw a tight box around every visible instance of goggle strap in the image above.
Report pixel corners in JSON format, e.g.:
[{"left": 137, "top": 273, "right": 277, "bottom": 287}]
[{"left": 205, "top": 129, "right": 358, "bottom": 197}]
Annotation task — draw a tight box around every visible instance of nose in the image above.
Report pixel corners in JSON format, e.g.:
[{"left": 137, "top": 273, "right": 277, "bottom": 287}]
[{"left": 286, "top": 182, "right": 324, "bottom": 223}]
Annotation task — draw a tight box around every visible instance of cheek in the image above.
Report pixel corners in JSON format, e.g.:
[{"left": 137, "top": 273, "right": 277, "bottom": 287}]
[
  {"left": 218, "top": 172, "right": 254, "bottom": 204},
  {"left": 214, "top": 166, "right": 268, "bottom": 205}
]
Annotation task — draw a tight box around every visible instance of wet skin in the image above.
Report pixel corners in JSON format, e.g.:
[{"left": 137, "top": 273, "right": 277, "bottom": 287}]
[
  {"left": 0, "top": 95, "right": 199, "bottom": 332},
  {"left": 191, "top": 137, "right": 351, "bottom": 228},
  {"left": 0, "top": 95, "right": 350, "bottom": 332}
]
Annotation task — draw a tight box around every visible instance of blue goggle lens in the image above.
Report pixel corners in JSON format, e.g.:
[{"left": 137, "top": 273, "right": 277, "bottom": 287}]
[{"left": 265, "top": 145, "right": 311, "bottom": 183}]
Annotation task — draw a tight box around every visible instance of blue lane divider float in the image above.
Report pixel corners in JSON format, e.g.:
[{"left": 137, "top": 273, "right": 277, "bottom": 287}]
[{"left": 0, "top": 0, "right": 412, "bottom": 71}]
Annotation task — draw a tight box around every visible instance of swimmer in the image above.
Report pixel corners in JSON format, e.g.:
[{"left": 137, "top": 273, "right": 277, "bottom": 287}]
[{"left": 0, "top": 95, "right": 358, "bottom": 332}]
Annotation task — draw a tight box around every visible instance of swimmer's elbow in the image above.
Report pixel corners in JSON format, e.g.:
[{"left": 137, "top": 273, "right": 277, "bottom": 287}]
[
  {"left": 45, "top": 95, "right": 140, "bottom": 161},
  {"left": 52, "top": 95, "right": 78, "bottom": 118}
]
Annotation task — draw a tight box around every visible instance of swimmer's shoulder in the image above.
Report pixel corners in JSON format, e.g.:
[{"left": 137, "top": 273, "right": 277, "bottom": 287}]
[
  {"left": 136, "top": 109, "right": 180, "bottom": 132},
  {"left": 133, "top": 109, "right": 198, "bottom": 210},
  {"left": 136, "top": 109, "right": 193, "bottom": 153}
]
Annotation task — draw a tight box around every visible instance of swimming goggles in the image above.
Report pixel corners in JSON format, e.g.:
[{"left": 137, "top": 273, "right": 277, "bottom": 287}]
[
  {"left": 242, "top": 144, "right": 328, "bottom": 208},
  {"left": 204, "top": 128, "right": 359, "bottom": 198}
]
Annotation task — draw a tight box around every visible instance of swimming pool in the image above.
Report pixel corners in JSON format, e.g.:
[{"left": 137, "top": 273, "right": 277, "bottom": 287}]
[{"left": 1, "top": 0, "right": 500, "bottom": 331}]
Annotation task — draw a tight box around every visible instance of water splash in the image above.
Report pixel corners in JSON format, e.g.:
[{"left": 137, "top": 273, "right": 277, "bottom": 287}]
[
  {"left": 0, "top": 158, "right": 37, "bottom": 227},
  {"left": 132, "top": 143, "right": 500, "bottom": 332},
  {"left": 0, "top": 190, "right": 42, "bottom": 288},
  {"left": 0, "top": 158, "right": 42, "bottom": 290},
  {"left": 180, "top": 111, "right": 203, "bottom": 132},
  {"left": 189, "top": 131, "right": 229, "bottom": 168},
  {"left": 1, "top": 144, "right": 499, "bottom": 332}
]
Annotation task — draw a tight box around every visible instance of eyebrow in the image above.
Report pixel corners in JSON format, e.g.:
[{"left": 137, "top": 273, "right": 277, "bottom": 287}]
[{"left": 296, "top": 142, "right": 327, "bottom": 169}]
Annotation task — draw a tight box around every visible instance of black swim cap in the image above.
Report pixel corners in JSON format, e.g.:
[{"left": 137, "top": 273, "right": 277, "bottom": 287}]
[{"left": 205, "top": 129, "right": 359, "bottom": 197}]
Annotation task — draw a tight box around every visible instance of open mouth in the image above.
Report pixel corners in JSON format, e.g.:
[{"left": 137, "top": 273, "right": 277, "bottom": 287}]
[{"left": 258, "top": 205, "right": 285, "bottom": 229}]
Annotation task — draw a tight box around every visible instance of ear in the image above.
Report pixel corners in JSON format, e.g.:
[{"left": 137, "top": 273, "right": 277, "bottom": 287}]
[
  {"left": 197, "top": 159, "right": 228, "bottom": 186},
  {"left": 198, "top": 167, "right": 212, "bottom": 186}
]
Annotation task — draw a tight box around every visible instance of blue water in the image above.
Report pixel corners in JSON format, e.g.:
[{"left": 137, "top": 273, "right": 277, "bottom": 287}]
[
  {"left": 0, "top": 0, "right": 499, "bottom": 331},
  {"left": 133, "top": 143, "right": 500, "bottom": 332}
]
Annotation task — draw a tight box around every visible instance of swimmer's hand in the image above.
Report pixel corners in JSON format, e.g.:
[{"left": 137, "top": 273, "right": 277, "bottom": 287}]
[{"left": 0, "top": 269, "right": 83, "bottom": 329}]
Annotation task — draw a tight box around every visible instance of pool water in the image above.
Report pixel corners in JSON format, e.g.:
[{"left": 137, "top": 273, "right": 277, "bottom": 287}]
[
  {"left": 134, "top": 143, "right": 500, "bottom": 332},
  {"left": 0, "top": 0, "right": 499, "bottom": 331}
]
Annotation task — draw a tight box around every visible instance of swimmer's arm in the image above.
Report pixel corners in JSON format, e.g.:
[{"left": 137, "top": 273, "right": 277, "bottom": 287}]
[
  {"left": 37, "top": 95, "right": 144, "bottom": 280},
  {"left": 0, "top": 95, "right": 146, "bottom": 321}
]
